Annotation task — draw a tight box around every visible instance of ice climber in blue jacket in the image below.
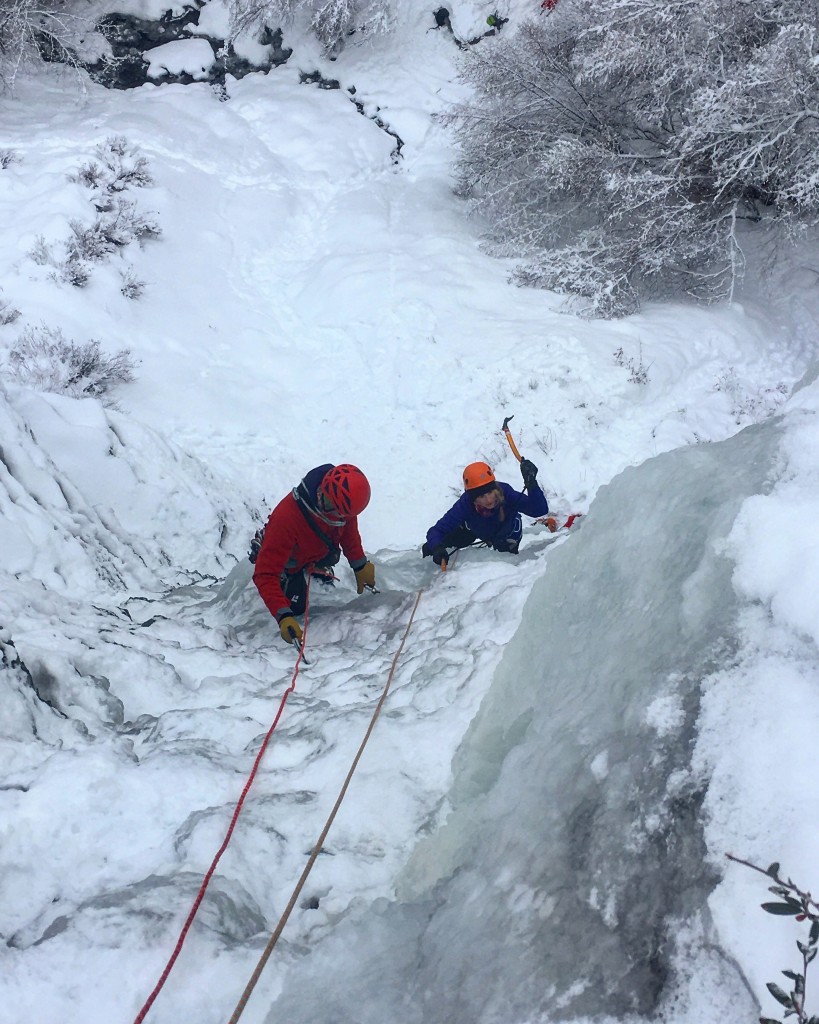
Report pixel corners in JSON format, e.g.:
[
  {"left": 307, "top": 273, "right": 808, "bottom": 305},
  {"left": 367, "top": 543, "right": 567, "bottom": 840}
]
[{"left": 421, "top": 459, "right": 549, "bottom": 565}]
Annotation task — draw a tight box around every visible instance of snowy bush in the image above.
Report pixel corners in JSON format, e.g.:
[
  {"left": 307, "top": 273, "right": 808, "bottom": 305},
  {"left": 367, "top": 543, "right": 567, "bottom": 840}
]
[
  {"left": 119, "top": 266, "right": 146, "bottom": 300},
  {"left": 447, "top": 1, "right": 819, "bottom": 316},
  {"left": 27, "top": 235, "right": 50, "bottom": 265},
  {"left": 5, "top": 325, "right": 138, "bottom": 406},
  {"left": 0, "top": 289, "right": 20, "bottom": 324},
  {"left": 714, "top": 367, "right": 789, "bottom": 425},
  {"left": 71, "top": 136, "right": 154, "bottom": 197},
  {"left": 0, "top": 148, "right": 17, "bottom": 167},
  {"left": 66, "top": 202, "right": 160, "bottom": 260},
  {"left": 28, "top": 138, "right": 160, "bottom": 291},
  {"left": 228, "top": 0, "right": 394, "bottom": 51},
  {"left": 613, "top": 344, "right": 650, "bottom": 385}
]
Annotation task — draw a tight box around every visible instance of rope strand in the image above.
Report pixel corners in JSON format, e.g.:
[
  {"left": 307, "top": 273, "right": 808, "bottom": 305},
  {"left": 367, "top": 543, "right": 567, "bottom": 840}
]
[
  {"left": 226, "top": 587, "right": 424, "bottom": 1024},
  {"left": 132, "top": 578, "right": 314, "bottom": 1024}
]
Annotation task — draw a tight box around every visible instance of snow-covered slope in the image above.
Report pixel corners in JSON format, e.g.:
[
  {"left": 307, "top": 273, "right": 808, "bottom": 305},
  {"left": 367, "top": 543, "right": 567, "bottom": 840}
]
[{"left": 1, "top": 5, "right": 818, "bottom": 1023}]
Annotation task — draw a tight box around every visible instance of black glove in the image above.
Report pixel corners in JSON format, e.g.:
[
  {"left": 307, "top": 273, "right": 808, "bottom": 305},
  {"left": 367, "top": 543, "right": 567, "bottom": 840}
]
[
  {"left": 520, "top": 458, "right": 538, "bottom": 490},
  {"left": 422, "top": 542, "right": 448, "bottom": 566}
]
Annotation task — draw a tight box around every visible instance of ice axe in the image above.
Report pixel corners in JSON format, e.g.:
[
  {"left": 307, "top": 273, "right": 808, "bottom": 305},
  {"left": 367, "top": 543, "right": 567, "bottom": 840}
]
[
  {"left": 287, "top": 631, "right": 310, "bottom": 665},
  {"left": 501, "top": 414, "right": 537, "bottom": 494},
  {"left": 501, "top": 415, "right": 580, "bottom": 533},
  {"left": 501, "top": 415, "right": 523, "bottom": 463}
]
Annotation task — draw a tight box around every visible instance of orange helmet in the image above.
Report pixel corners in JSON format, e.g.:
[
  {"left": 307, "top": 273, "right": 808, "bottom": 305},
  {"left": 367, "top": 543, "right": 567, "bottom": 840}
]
[
  {"left": 463, "top": 461, "right": 495, "bottom": 491},
  {"left": 319, "top": 464, "right": 371, "bottom": 518}
]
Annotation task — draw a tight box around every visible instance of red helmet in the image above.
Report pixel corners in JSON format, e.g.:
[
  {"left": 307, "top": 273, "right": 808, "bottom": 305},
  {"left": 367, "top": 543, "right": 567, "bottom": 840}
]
[
  {"left": 463, "top": 461, "right": 495, "bottom": 491},
  {"left": 319, "top": 464, "right": 371, "bottom": 519}
]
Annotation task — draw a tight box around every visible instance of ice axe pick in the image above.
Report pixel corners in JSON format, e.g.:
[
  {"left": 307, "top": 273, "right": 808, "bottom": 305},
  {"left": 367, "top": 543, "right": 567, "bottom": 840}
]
[{"left": 501, "top": 415, "right": 523, "bottom": 463}]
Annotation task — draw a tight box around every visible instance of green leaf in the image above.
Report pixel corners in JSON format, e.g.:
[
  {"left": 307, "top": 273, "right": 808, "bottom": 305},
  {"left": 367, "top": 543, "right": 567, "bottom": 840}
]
[
  {"left": 767, "top": 983, "right": 793, "bottom": 1008},
  {"left": 807, "top": 947, "right": 817, "bottom": 964},
  {"left": 782, "top": 971, "right": 800, "bottom": 982},
  {"left": 768, "top": 863, "right": 782, "bottom": 878},
  {"left": 763, "top": 902, "right": 803, "bottom": 916},
  {"left": 760, "top": 1018, "right": 783, "bottom": 1024},
  {"left": 810, "top": 920, "right": 819, "bottom": 945}
]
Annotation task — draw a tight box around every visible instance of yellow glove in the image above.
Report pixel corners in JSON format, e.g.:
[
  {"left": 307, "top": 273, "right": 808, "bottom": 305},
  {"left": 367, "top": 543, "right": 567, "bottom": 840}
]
[
  {"left": 278, "top": 615, "right": 303, "bottom": 644},
  {"left": 354, "top": 561, "right": 376, "bottom": 594}
]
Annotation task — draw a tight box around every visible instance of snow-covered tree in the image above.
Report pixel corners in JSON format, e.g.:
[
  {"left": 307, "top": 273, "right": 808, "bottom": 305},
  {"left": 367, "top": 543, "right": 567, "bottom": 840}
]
[
  {"left": 227, "top": 0, "right": 394, "bottom": 52},
  {"left": 0, "top": 0, "right": 85, "bottom": 86},
  {"left": 448, "top": 0, "right": 819, "bottom": 316}
]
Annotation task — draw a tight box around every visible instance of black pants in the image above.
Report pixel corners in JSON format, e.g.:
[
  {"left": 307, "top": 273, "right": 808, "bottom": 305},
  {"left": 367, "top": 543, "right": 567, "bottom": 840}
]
[
  {"left": 439, "top": 524, "right": 480, "bottom": 551},
  {"left": 281, "top": 549, "right": 341, "bottom": 615},
  {"left": 440, "top": 517, "right": 522, "bottom": 555}
]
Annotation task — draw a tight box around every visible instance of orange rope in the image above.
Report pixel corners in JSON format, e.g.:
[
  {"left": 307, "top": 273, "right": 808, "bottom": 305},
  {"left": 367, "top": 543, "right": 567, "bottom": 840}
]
[
  {"left": 226, "top": 587, "right": 425, "bottom": 1024},
  {"left": 132, "top": 578, "right": 314, "bottom": 1024}
]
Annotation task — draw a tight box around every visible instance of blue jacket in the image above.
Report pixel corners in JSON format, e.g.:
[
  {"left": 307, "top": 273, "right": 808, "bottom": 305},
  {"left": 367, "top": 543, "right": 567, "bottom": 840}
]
[{"left": 426, "top": 482, "right": 548, "bottom": 549}]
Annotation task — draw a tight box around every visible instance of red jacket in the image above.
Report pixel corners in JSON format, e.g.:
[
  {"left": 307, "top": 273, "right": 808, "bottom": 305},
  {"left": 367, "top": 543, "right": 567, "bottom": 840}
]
[{"left": 253, "top": 489, "right": 366, "bottom": 620}]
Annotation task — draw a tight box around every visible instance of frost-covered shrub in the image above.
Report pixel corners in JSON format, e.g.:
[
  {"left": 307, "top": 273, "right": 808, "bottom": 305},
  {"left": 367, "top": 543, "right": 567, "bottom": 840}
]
[
  {"left": 0, "top": 148, "right": 18, "bottom": 167},
  {"left": 5, "top": 325, "right": 137, "bottom": 406},
  {"left": 0, "top": 289, "right": 20, "bottom": 324},
  {"left": 614, "top": 345, "right": 650, "bottom": 386},
  {"left": 30, "top": 138, "right": 160, "bottom": 290},
  {"left": 714, "top": 367, "right": 789, "bottom": 425},
  {"left": 55, "top": 201, "right": 160, "bottom": 287},
  {"left": 71, "top": 135, "right": 154, "bottom": 197},
  {"left": 228, "top": 0, "right": 394, "bottom": 50},
  {"left": 448, "top": 1, "right": 819, "bottom": 316},
  {"left": 119, "top": 267, "right": 146, "bottom": 300},
  {"left": 56, "top": 254, "right": 91, "bottom": 287},
  {"left": 27, "top": 235, "right": 50, "bottom": 265},
  {"left": 66, "top": 202, "right": 160, "bottom": 260}
]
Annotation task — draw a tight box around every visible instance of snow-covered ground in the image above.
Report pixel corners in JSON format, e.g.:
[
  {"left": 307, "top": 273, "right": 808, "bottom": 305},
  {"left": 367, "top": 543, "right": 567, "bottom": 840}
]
[{"left": 1, "top": 3, "right": 818, "bottom": 1022}]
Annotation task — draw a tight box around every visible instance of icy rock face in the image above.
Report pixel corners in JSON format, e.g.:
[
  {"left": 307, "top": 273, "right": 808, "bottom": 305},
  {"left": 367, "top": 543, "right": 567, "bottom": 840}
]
[
  {"left": 0, "top": 381, "right": 252, "bottom": 593},
  {"left": 268, "top": 419, "right": 781, "bottom": 1024}
]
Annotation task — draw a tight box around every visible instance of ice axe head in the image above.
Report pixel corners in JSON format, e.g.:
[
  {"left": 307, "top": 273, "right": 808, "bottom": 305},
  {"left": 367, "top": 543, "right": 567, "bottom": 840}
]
[{"left": 500, "top": 415, "right": 522, "bottom": 462}]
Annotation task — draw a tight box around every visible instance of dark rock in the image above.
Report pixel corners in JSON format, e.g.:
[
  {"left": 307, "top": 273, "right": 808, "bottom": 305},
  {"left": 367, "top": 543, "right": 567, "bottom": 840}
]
[
  {"left": 54, "top": 6, "right": 293, "bottom": 91},
  {"left": 299, "top": 69, "right": 340, "bottom": 90}
]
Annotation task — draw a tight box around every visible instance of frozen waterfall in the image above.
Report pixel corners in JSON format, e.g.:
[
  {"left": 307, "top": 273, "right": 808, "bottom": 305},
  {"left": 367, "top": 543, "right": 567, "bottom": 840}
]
[{"left": 267, "top": 420, "right": 782, "bottom": 1024}]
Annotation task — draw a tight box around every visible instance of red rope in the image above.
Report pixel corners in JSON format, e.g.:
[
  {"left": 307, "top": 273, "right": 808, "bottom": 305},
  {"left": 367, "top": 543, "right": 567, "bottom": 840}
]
[
  {"left": 132, "top": 576, "right": 313, "bottom": 1024},
  {"left": 225, "top": 586, "right": 425, "bottom": 1023}
]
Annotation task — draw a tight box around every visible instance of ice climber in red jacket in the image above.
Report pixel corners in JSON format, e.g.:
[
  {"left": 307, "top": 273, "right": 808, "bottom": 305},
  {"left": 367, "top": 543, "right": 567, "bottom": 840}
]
[{"left": 253, "top": 463, "right": 376, "bottom": 646}]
